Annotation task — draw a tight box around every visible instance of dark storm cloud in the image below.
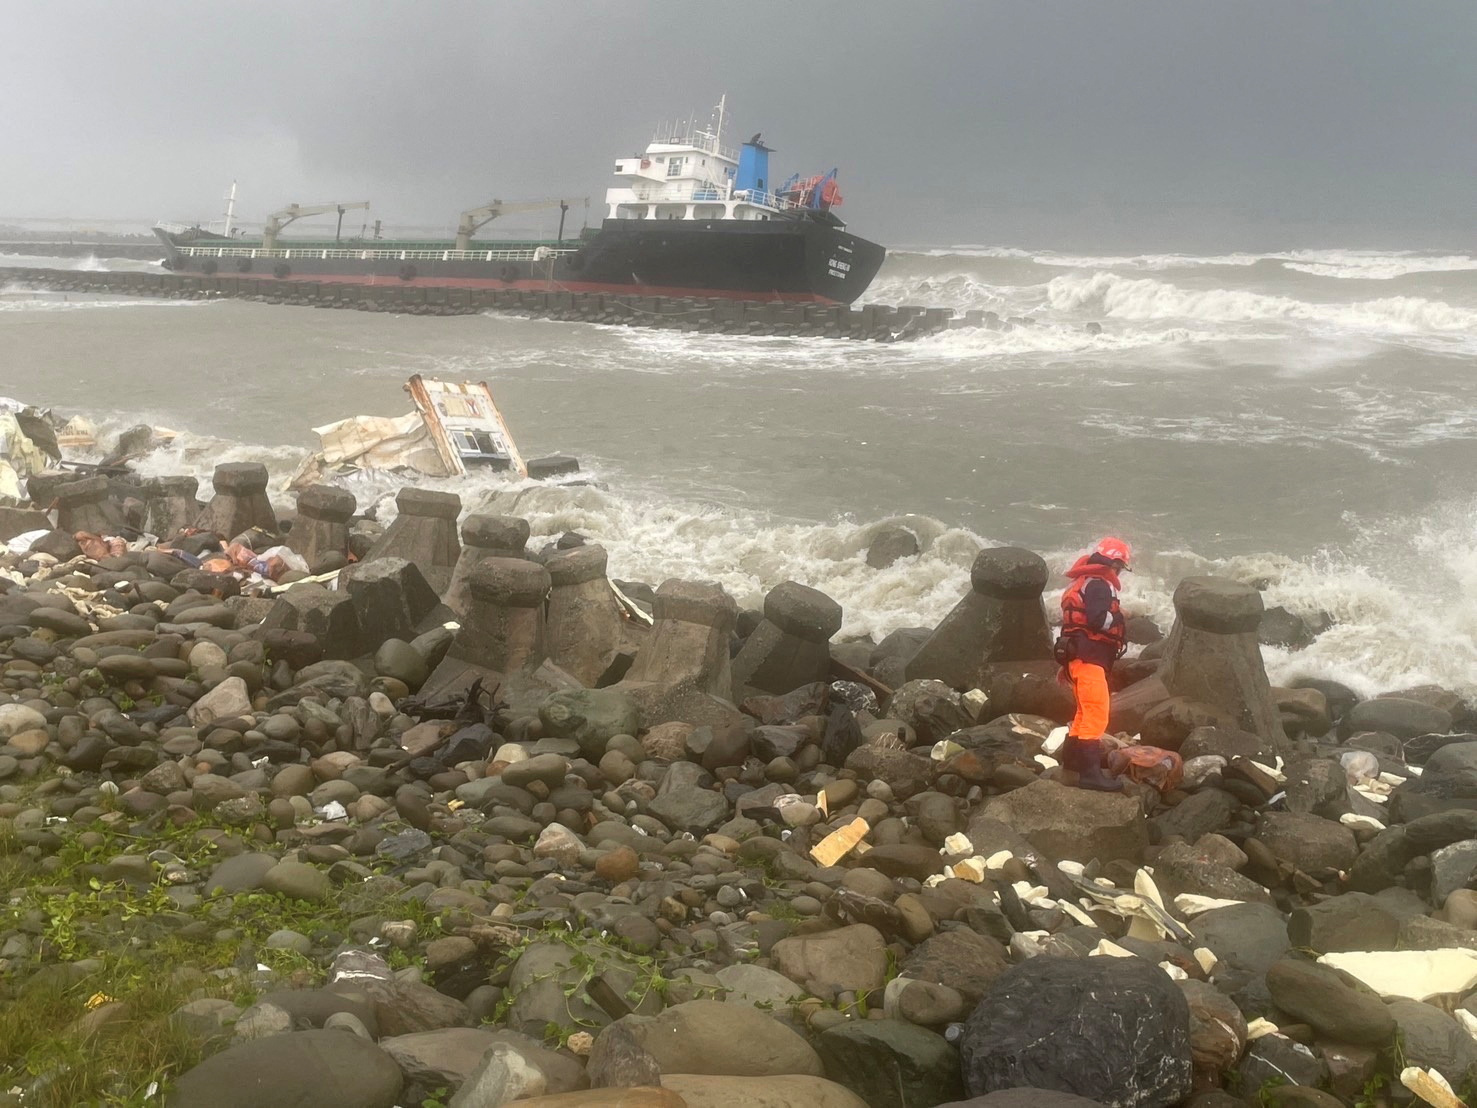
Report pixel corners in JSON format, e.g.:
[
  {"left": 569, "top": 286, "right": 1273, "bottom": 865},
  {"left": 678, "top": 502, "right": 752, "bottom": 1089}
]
[{"left": 3, "top": 0, "right": 1473, "bottom": 248}]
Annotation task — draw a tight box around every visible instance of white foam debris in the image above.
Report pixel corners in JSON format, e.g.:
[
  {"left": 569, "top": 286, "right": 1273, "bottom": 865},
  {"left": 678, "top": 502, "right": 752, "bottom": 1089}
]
[
  {"left": 1056, "top": 860, "right": 1087, "bottom": 878},
  {"left": 1033, "top": 754, "right": 1059, "bottom": 770},
  {"left": 1091, "top": 939, "right": 1135, "bottom": 958},
  {"left": 930, "top": 739, "right": 963, "bottom": 762},
  {"left": 983, "top": 849, "right": 1014, "bottom": 872},
  {"left": 1174, "top": 894, "right": 1245, "bottom": 917},
  {"left": 1456, "top": 1008, "right": 1477, "bottom": 1045},
  {"left": 1249, "top": 757, "right": 1287, "bottom": 783},
  {"left": 1401, "top": 1066, "right": 1463, "bottom": 1108},
  {"left": 1340, "top": 813, "right": 1387, "bottom": 831},
  {"left": 1043, "top": 727, "right": 1068, "bottom": 756},
  {"left": 1059, "top": 900, "right": 1099, "bottom": 928},
  {"left": 1159, "top": 961, "right": 1188, "bottom": 981},
  {"left": 1318, "top": 949, "right": 1477, "bottom": 1001},
  {"left": 1245, "top": 1018, "right": 1280, "bottom": 1041},
  {"left": 1134, "top": 868, "right": 1167, "bottom": 909},
  {"left": 943, "top": 833, "right": 976, "bottom": 856},
  {"left": 1194, "top": 947, "right": 1219, "bottom": 975}
]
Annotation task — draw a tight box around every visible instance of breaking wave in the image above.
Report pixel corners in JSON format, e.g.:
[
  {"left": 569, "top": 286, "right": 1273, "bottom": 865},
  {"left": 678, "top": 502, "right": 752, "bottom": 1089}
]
[
  {"left": 1044, "top": 271, "right": 1477, "bottom": 335},
  {"left": 904, "top": 245, "right": 1477, "bottom": 280}
]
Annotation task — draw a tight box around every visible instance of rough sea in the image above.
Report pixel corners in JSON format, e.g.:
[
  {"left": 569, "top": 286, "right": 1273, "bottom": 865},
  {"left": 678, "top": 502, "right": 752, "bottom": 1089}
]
[{"left": 3, "top": 244, "right": 1475, "bottom": 697}]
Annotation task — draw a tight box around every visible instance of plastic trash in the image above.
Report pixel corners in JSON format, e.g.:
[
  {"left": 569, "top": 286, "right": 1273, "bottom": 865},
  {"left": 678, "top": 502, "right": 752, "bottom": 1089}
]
[
  {"left": 1340, "top": 749, "right": 1380, "bottom": 785},
  {"left": 6, "top": 529, "right": 49, "bottom": 555}
]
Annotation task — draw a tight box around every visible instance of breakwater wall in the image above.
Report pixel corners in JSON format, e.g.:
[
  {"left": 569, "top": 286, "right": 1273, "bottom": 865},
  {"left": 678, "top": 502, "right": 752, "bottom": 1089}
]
[{"left": 3, "top": 266, "right": 1000, "bottom": 341}]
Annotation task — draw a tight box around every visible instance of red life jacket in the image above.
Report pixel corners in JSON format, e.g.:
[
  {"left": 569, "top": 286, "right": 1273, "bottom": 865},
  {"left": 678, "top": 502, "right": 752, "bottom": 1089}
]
[{"left": 1060, "top": 557, "right": 1126, "bottom": 651}]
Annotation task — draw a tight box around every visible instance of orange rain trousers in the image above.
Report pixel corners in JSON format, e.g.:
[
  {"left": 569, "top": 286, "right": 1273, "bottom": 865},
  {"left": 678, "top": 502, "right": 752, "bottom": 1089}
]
[{"left": 1067, "top": 659, "right": 1111, "bottom": 739}]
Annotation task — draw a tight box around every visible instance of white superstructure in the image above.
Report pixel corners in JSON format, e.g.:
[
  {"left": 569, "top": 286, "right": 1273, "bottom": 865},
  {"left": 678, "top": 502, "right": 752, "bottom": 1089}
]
[{"left": 604, "top": 96, "right": 810, "bottom": 221}]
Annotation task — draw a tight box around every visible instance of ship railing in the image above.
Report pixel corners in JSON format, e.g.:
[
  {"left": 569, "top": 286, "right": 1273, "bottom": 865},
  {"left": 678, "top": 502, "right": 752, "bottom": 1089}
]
[
  {"left": 174, "top": 245, "right": 580, "bottom": 262},
  {"left": 733, "top": 189, "right": 804, "bottom": 213}
]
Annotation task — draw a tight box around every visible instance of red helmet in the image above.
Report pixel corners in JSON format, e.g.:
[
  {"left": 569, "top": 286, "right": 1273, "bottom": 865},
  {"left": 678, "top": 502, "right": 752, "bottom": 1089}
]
[{"left": 1095, "top": 536, "right": 1132, "bottom": 567}]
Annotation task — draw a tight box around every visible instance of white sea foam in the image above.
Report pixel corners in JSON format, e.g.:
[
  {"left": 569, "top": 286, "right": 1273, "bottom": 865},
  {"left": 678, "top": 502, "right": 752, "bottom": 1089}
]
[
  {"left": 902, "top": 245, "right": 1477, "bottom": 280},
  {"left": 60, "top": 409, "right": 1477, "bottom": 698},
  {"left": 1045, "top": 271, "right": 1477, "bottom": 336}
]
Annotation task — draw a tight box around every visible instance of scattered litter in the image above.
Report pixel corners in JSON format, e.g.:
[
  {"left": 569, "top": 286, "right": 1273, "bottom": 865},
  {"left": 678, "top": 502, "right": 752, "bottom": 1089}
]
[
  {"left": 1092, "top": 939, "right": 1135, "bottom": 958},
  {"left": 1340, "top": 813, "right": 1387, "bottom": 831},
  {"left": 950, "top": 857, "right": 987, "bottom": 882},
  {"left": 1159, "top": 961, "right": 1188, "bottom": 981},
  {"left": 1193, "top": 947, "right": 1218, "bottom": 975},
  {"left": 1042, "top": 726, "right": 1067, "bottom": 756},
  {"left": 317, "top": 801, "right": 348, "bottom": 822},
  {"left": 1401, "top": 1066, "right": 1465, "bottom": 1108},
  {"left": 931, "top": 739, "right": 964, "bottom": 762},
  {"left": 981, "top": 848, "right": 1013, "bottom": 871},
  {"left": 1249, "top": 757, "right": 1287, "bottom": 784},
  {"left": 809, "top": 817, "right": 869, "bottom": 867},
  {"left": 941, "top": 832, "right": 974, "bottom": 856},
  {"left": 1174, "top": 894, "right": 1245, "bottom": 917},
  {"left": 1245, "top": 1018, "right": 1279, "bottom": 1040}
]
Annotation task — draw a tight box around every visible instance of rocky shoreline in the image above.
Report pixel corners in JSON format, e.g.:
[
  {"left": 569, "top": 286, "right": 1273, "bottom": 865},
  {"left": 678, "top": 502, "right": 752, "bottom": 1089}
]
[{"left": 3, "top": 456, "right": 1477, "bottom": 1108}]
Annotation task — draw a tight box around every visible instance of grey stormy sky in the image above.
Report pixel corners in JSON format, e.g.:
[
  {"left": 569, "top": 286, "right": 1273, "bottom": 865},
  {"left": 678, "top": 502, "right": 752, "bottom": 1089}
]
[{"left": 2, "top": 0, "right": 1473, "bottom": 250}]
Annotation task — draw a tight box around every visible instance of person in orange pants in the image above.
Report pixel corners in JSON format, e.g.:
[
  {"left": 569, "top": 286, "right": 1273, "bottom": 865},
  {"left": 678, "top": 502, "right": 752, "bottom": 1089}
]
[{"left": 1055, "top": 537, "right": 1132, "bottom": 791}]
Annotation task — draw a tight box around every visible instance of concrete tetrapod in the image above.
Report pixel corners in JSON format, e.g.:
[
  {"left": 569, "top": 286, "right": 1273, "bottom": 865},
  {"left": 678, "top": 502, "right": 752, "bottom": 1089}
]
[
  {"left": 1157, "top": 576, "right": 1284, "bottom": 747},
  {"left": 731, "top": 580, "right": 842, "bottom": 698},
  {"left": 906, "top": 546, "right": 1054, "bottom": 689},
  {"left": 290, "top": 483, "right": 356, "bottom": 569},
  {"left": 445, "top": 513, "right": 531, "bottom": 617},
  {"left": 447, "top": 557, "right": 551, "bottom": 674},
  {"left": 364, "top": 486, "right": 462, "bottom": 593},
  {"left": 194, "top": 462, "right": 277, "bottom": 538},
  {"left": 545, "top": 544, "right": 623, "bottom": 686}
]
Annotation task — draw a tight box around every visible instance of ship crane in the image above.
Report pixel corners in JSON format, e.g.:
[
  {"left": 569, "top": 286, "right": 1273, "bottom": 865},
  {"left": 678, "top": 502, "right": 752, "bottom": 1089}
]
[
  {"left": 454, "top": 198, "right": 585, "bottom": 251},
  {"left": 262, "top": 201, "right": 370, "bottom": 251}
]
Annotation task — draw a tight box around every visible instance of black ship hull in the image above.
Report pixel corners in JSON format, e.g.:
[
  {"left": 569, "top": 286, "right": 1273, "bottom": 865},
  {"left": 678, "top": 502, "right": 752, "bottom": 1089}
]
[{"left": 156, "top": 216, "right": 886, "bottom": 305}]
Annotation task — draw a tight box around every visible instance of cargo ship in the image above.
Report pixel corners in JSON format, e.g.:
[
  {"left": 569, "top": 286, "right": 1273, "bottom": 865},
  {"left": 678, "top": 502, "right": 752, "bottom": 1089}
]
[{"left": 154, "top": 101, "right": 886, "bottom": 304}]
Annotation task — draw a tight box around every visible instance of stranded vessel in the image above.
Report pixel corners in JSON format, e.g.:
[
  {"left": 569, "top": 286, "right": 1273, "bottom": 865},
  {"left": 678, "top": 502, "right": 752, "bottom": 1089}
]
[{"left": 155, "top": 102, "right": 886, "bottom": 304}]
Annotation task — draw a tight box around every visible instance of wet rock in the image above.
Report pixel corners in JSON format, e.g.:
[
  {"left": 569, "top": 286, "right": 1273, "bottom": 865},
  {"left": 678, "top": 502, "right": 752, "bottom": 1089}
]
[
  {"left": 1236, "top": 1035, "right": 1328, "bottom": 1096},
  {"left": 662, "top": 1074, "right": 866, "bottom": 1108},
  {"left": 900, "top": 929, "right": 1011, "bottom": 1007},
  {"left": 770, "top": 924, "right": 888, "bottom": 995},
  {"left": 959, "top": 955, "right": 1193, "bottom": 1108},
  {"left": 260, "top": 860, "right": 331, "bottom": 902},
  {"left": 1265, "top": 958, "right": 1396, "bottom": 1045},
  {"left": 447, "top": 1042, "right": 548, "bottom": 1107},
  {"left": 1389, "top": 999, "right": 1477, "bottom": 1084},
  {"left": 983, "top": 780, "right": 1147, "bottom": 865},
  {"left": 1287, "top": 892, "right": 1404, "bottom": 954},
  {"left": 1255, "top": 812, "right": 1357, "bottom": 874},
  {"left": 381, "top": 1027, "right": 505, "bottom": 1100},
  {"left": 539, "top": 688, "right": 639, "bottom": 760},
  {"left": 1343, "top": 697, "right": 1452, "bottom": 740},
  {"left": 816, "top": 1019, "right": 963, "bottom": 1108},
  {"left": 866, "top": 527, "right": 920, "bottom": 570},
  {"left": 589, "top": 998, "right": 823, "bottom": 1078},
  {"left": 1190, "top": 903, "right": 1290, "bottom": 1017},
  {"left": 1177, "top": 979, "right": 1247, "bottom": 1084},
  {"left": 165, "top": 1028, "right": 402, "bottom": 1108}
]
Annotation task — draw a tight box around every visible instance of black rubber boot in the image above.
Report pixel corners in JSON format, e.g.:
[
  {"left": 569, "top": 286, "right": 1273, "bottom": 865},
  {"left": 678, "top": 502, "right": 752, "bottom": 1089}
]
[
  {"left": 1058, "top": 735, "right": 1082, "bottom": 775},
  {"left": 1072, "top": 739, "right": 1123, "bottom": 792}
]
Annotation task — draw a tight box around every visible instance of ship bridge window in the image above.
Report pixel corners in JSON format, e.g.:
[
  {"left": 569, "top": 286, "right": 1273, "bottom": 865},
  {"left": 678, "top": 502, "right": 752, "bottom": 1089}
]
[{"left": 667, "top": 158, "right": 684, "bottom": 177}]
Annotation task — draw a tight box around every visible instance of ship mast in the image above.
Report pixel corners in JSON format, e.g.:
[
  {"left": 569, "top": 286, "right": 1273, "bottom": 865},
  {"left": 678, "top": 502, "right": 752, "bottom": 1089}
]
[{"left": 222, "top": 181, "right": 238, "bottom": 237}]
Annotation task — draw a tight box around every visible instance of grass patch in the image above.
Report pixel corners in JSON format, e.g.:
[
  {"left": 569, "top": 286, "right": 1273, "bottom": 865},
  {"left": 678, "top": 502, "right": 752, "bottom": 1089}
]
[
  {"left": 0, "top": 943, "right": 234, "bottom": 1107},
  {"left": 1, "top": 817, "right": 451, "bottom": 1103}
]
